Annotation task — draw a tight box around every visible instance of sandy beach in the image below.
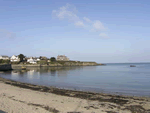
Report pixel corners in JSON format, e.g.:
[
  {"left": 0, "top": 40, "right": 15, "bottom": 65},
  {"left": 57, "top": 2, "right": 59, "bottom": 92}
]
[{"left": 0, "top": 77, "right": 150, "bottom": 113}]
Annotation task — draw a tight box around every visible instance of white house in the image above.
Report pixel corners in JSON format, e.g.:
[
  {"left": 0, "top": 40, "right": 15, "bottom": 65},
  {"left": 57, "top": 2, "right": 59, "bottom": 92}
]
[
  {"left": 35, "top": 57, "right": 40, "bottom": 61},
  {"left": 27, "top": 57, "right": 38, "bottom": 64},
  {"left": 10, "top": 55, "right": 20, "bottom": 62},
  {"left": 0, "top": 55, "right": 9, "bottom": 60}
]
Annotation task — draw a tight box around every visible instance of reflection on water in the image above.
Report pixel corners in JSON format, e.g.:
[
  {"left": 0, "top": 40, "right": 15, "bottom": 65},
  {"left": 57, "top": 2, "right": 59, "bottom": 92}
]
[
  {"left": 1, "top": 64, "right": 150, "bottom": 96},
  {"left": 3, "top": 66, "right": 84, "bottom": 78},
  {"left": 0, "top": 66, "right": 86, "bottom": 89}
]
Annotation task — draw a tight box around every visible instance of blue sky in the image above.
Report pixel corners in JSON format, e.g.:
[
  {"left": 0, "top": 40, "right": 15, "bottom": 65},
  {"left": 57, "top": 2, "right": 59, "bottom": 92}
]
[{"left": 0, "top": 0, "right": 150, "bottom": 63}]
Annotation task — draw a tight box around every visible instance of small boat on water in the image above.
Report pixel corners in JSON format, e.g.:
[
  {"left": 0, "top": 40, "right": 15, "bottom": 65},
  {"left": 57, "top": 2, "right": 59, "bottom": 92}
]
[
  {"left": 21, "top": 66, "right": 26, "bottom": 70},
  {"left": 130, "top": 65, "right": 136, "bottom": 67}
]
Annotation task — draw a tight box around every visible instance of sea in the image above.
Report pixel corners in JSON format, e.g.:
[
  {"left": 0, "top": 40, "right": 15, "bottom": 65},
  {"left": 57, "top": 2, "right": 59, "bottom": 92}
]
[{"left": 0, "top": 63, "right": 150, "bottom": 96}]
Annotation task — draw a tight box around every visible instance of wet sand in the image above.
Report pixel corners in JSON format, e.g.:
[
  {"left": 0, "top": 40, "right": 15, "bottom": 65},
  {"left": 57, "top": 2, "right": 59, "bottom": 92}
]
[{"left": 0, "top": 77, "right": 150, "bottom": 113}]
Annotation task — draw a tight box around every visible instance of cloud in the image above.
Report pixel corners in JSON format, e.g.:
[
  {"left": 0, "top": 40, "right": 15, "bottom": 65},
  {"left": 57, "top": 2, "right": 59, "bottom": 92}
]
[
  {"left": 0, "top": 29, "right": 16, "bottom": 39},
  {"left": 83, "top": 17, "right": 91, "bottom": 23},
  {"left": 75, "top": 21, "right": 85, "bottom": 27},
  {"left": 52, "top": 4, "right": 109, "bottom": 38},
  {"left": 52, "top": 3, "right": 79, "bottom": 22},
  {"left": 92, "top": 20, "right": 105, "bottom": 31},
  {"left": 99, "top": 33, "right": 109, "bottom": 38}
]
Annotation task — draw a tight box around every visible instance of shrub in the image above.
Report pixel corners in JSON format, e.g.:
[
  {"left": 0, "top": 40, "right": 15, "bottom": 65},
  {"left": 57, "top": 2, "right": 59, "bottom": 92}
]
[
  {"left": 11, "top": 62, "right": 20, "bottom": 64},
  {"left": 0, "top": 59, "right": 10, "bottom": 64},
  {"left": 39, "top": 60, "right": 47, "bottom": 64}
]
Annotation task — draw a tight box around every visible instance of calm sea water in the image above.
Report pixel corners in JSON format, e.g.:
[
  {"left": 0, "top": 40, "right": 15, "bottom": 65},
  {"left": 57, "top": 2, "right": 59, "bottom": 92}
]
[{"left": 0, "top": 63, "right": 150, "bottom": 96}]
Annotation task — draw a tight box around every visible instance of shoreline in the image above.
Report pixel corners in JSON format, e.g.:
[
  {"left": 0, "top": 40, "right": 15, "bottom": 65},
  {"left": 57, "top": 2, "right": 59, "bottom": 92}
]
[
  {"left": 0, "top": 77, "right": 150, "bottom": 113},
  {"left": 0, "top": 77, "right": 145, "bottom": 99},
  {"left": 0, "top": 63, "right": 106, "bottom": 71},
  {"left": 1, "top": 74, "right": 148, "bottom": 98},
  {"left": 11, "top": 64, "right": 105, "bottom": 67}
]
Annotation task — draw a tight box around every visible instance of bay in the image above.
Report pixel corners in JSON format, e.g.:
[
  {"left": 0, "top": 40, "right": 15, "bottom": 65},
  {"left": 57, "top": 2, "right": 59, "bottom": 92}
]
[{"left": 1, "top": 63, "right": 150, "bottom": 96}]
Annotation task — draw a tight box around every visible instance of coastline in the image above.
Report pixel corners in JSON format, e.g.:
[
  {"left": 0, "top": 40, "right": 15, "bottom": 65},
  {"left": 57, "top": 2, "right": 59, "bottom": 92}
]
[
  {"left": 0, "top": 77, "right": 150, "bottom": 113},
  {"left": 0, "top": 62, "right": 106, "bottom": 71},
  {"left": 11, "top": 64, "right": 105, "bottom": 67}
]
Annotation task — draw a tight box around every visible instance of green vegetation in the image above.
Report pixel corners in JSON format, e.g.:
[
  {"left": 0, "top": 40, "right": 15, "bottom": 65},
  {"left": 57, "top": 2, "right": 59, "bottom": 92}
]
[
  {"left": 50, "top": 57, "right": 56, "bottom": 62},
  {"left": 39, "top": 56, "right": 47, "bottom": 60},
  {"left": 56, "top": 61, "right": 66, "bottom": 65},
  {"left": 49, "top": 62, "right": 55, "bottom": 64},
  {"left": 0, "top": 59, "right": 10, "bottom": 64},
  {"left": 11, "top": 62, "right": 20, "bottom": 64},
  {"left": 18, "top": 54, "right": 25, "bottom": 62},
  {"left": 38, "top": 60, "right": 48, "bottom": 65}
]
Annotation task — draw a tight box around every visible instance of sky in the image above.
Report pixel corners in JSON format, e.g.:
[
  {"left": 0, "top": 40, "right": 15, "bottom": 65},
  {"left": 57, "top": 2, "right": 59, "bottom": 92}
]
[{"left": 0, "top": 0, "right": 150, "bottom": 63}]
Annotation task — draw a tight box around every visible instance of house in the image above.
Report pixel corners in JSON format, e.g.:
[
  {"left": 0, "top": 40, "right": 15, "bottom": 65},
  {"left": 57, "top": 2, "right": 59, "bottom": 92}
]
[
  {"left": 0, "top": 55, "right": 9, "bottom": 60},
  {"left": 35, "top": 57, "right": 40, "bottom": 61},
  {"left": 27, "top": 57, "right": 37, "bottom": 64},
  {"left": 47, "top": 60, "right": 51, "bottom": 62},
  {"left": 27, "top": 57, "right": 40, "bottom": 64},
  {"left": 10, "top": 55, "right": 20, "bottom": 62},
  {"left": 57, "top": 55, "right": 69, "bottom": 61},
  {"left": 33, "top": 57, "right": 40, "bottom": 62}
]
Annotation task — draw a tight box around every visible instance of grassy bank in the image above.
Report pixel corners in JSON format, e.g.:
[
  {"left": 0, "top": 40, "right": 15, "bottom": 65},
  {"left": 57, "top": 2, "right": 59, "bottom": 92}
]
[{"left": 11, "top": 61, "right": 106, "bottom": 67}]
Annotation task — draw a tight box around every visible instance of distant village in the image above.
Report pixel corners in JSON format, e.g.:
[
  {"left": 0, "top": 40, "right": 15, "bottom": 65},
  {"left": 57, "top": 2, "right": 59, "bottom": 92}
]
[{"left": 0, "top": 55, "right": 70, "bottom": 64}]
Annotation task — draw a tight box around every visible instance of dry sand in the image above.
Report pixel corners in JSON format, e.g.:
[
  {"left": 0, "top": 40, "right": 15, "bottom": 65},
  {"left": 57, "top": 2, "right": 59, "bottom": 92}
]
[{"left": 0, "top": 77, "right": 150, "bottom": 113}]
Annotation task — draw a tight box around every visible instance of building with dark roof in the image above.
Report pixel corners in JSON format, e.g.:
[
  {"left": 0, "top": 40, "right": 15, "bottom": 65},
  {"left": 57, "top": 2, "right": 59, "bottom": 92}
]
[{"left": 0, "top": 55, "right": 9, "bottom": 60}]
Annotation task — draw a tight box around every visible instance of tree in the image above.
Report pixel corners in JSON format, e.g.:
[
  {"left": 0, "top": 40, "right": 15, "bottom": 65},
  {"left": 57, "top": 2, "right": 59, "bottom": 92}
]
[
  {"left": 39, "top": 56, "right": 42, "bottom": 60},
  {"left": 18, "top": 54, "right": 25, "bottom": 62},
  {"left": 50, "top": 57, "right": 56, "bottom": 62},
  {"left": 39, "top": 56, "right": 47, "bottom": 60},
  {"left": 0, "top": 59, "right": 2, "bottom": 63}
]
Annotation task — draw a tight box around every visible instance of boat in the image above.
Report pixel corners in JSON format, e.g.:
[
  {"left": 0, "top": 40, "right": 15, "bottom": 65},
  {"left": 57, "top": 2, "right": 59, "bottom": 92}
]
[
  {"left": 130, "top": 65, "right": 136, "bottom": 67},
  {"left": 21, "top": 66, "right": 26, "bottom": 70}
]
